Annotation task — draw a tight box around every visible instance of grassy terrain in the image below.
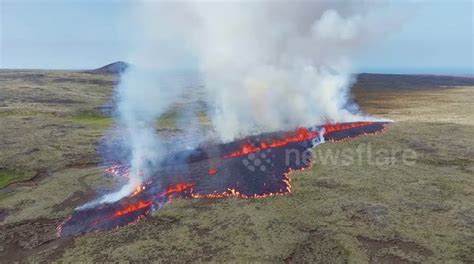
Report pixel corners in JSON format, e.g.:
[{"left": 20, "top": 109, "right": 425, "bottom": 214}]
[
  {"left": 0, "top": 70, "right": 473, "bottom": 263},
  {"left": 0, "top": 70, "right": 116, "bottom": 188},
  {"left": 0, "top": 169, "right": 36, "bottom": 189}
]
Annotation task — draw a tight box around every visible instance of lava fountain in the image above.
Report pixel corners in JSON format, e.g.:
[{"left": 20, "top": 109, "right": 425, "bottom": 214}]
[{"left": 57, "top": 121, "right": 389, "bottom": 237}]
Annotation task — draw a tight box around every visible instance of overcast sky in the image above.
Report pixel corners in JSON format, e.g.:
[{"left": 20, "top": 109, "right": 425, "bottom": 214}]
[{"left": 1, "top": 0, "right": 472, "bottom": 74}]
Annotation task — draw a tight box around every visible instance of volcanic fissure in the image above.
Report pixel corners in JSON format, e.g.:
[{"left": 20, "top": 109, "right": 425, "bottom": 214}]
[{"left": 58, "top": 121, "right": 389, "bottom": 236}]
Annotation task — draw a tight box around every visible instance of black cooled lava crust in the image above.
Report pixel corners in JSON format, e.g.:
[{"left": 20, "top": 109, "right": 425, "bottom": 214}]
[{"left": 59, "top": 122, "right": 389, "bottom": 236}]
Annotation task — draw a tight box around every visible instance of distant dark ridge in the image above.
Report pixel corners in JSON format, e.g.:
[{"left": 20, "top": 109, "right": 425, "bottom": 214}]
[
  {"left": 87, "top": 61, "right": 129, "bottom": 74},
  {"left": 353, "top": 73, "right": 474, "bottom": 90}
]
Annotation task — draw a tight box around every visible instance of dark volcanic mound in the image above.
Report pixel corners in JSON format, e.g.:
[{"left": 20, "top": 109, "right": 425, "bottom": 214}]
[{"left": 88, "top": 61, "right": 129, "bottom": 74}]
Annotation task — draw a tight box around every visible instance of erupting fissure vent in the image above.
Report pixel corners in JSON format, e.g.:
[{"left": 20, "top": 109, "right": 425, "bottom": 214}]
[{"left": 58, "top": 121, "right": 389, "bottom": 236}]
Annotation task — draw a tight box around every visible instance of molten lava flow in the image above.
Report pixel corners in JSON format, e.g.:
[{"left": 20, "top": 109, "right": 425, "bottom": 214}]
[
  {"left": 58, "top": 121, "right": 390, "bottom": 237},
  {"left": 223, "top": 127, "right": 319, "bottom": 158},
  {"left": 113, "top": 200, "right": 153, "bottom": 218},
  {"left": 131, "top": 185, "right": 146, "bottom": 196},
  {"left": 163, "top": 182, "right": 194, "bottom": 196},
  {"left": 323, "top": 121, "right": 373, "bottom": 133},
  {"left": 223, "top": 122, "right": 376, "bottom": 158}
]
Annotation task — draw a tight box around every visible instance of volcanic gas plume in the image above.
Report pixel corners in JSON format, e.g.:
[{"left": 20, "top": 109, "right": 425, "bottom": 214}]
[
  {"left": 97, "top": 1, "right": 399, "bottom": 203},
  {"left": 60, "top": 2, "right": 399, "bottom": 235}
]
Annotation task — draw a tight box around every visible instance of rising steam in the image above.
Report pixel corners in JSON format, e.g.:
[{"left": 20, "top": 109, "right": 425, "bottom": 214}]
[{"left": 87, "top": 0, "right": 401, "bottom": 206}]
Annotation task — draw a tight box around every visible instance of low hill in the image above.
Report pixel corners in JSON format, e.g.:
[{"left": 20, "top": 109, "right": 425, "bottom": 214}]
[{"left": 88, "top": 61, "right": 129, "bottom": 74}]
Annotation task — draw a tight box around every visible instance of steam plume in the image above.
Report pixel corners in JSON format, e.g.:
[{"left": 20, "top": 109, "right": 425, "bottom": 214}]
[
  {"left": 90, "top": 0, "right": 401, "bottom": 205},
  {"left": 192, "top": 1, "right": 396, "bottom": 140}
]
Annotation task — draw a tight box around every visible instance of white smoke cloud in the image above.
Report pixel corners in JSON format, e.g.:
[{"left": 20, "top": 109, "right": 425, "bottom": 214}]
[
  {"left": 88, "top": 0, "right": 403, "bottom": 206},
  {"left": 188, "top": 1, "right": 402, "bottom": 141}
]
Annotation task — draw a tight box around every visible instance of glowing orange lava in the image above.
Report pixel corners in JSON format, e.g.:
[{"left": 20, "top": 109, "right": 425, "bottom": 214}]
[
  {"left": 113, "top": 200, "right": 153, "bottom": 218},
  {"left": 323, "top": 121, "right": 373, "bottom": 133},
  {"left": 57, "top": 121, "right": 390, "bottom": 237},
  {"left": 223, "top": 127, "right": 319, "bottom": 158},
  {"left": 208, "top": 168, "right": 218, "bottom": 176},
  {"left": 223, "top": 122, "right": 375, "bottom": 158},
  {"left": 164, "top": 182, "right": 194, "bottom": 196},
  {"left": 131, "top": 185, "right": 146, "bottom": 196}
]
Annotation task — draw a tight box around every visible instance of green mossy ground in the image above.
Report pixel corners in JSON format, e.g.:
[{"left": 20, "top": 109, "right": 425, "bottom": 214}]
[{"left": 0, "top": 70, "right": 472, "bottom": 263}]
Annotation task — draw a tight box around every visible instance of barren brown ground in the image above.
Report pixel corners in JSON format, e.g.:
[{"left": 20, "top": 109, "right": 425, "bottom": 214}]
[{"left": 0, "top": 70, "right": 473, "bottom": 263}]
